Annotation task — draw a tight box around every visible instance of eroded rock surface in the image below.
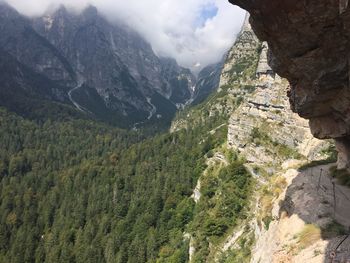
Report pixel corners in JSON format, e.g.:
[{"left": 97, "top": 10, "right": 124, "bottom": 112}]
[
  {"left": 225, "top": 22, "right": 327, "bottom": 166},
  {"left": 229, "top": 0, "right": 350, "bottom": 168},
  {"left": 252, "top": 165, "right": 350, "bottom": 263}
]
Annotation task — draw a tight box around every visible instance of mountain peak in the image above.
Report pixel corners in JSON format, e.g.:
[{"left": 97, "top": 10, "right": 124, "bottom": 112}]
[
  {"left": 0, "top": 1, "right": 21, "bottom": 17},
  {"left": 81, "top": 5, "right": 98, "bottom": 18},
  {"left": 240, "top": 12, "right": 252, "bottom": 33},
  {"left": 0, "top": 5, "right": 218, "bottom": 128}
]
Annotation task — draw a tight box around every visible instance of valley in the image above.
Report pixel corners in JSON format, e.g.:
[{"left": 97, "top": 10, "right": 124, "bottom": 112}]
[{"left": 0, "top": 1, "right": 349, "bottom": 263}]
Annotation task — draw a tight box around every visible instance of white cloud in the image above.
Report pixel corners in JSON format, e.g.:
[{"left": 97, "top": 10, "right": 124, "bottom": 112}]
[{"left": 4, "top": 0, "right": 245, "bottom": 71}]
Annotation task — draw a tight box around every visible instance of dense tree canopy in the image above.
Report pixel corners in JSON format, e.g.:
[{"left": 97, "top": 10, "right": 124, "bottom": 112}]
[{"left": 0, "top": 106, "right": 231, "bottom": 263}]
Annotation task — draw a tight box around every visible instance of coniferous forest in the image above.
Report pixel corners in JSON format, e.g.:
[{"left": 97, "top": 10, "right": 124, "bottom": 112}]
[
  {"left": 0, "top": 95, "right": 251, "bottom": 263},
  {"left": 0, "top": 3, "right": 255, "bottom": 261}
]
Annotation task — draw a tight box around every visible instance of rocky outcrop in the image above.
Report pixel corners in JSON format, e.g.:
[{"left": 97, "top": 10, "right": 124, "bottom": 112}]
[
  {"left": 256, "top": 42, "right": 273, "bottom": 78},
  {"left": 252, "top": 165, "right": 350, "bottom": 263},
  {"left": 222, "top": 14, "right": 350, "bottom": 263},
  {"left": 227, "top": 74, "right": 327, "bottom": 166},
  {"left": 228, "top": 0, "right": 350, "bottom": 169},
  {"left": 219, "top": 14, "right": 260, "bottom": 88},
  {"left": 225, "top": 19, "right": 327, "bottom": 166}
]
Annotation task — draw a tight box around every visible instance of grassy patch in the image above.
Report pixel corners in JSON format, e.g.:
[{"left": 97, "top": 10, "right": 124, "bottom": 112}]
[
  {"left": 250, "top": 127, "right": 303, "bottom": 160},
  {"left": 257, "top": 175, "right": 287, "bottom": 230},
  {"left": 297, "top": 224, "right": 321, "bottom": 250},
  {"left": 218, "top": 231, "right": 255, "bottom": 263}
]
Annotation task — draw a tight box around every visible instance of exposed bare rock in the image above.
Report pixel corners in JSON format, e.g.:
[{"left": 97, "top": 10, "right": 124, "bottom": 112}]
[
  {"left": 228, "top": 0, "right": 350, "bottom": 168},
  {"left": 219, "top": 14, "right": 260, "bottom": 88},
  {"left": 227, "top": 58, "right": 328, "bottom": 166},
  {"left": 0, "top": 3, "right": 196, "bottom": 126},
  {"left": 252, "top": 165, "right": 350, "bottom": 263},
  {"left": 256, "top": 42, "right": 273, "bottom": 77},
  {"left": 222, "top": 14, "right": 328, "bottom": 166},
  {"left": 228, "top": 76, "right": 329, "bottom": 166},
  {"left": 220, "top": 8, "right": 350, "bottom": 262},
  {"left": 335, "top": 138, "right": 350, "bottom": 169}
]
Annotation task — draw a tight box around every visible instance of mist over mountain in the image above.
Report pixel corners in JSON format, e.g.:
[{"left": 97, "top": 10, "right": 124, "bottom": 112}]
[
  {"left": 2, "top": 0, "right": 245, "bottom": 72},
  {"left": 0, "top": 1, "right": 349, "bottom": 263},
  {"left": 0, "top": 2, "right": 224, "bottom": 127}
]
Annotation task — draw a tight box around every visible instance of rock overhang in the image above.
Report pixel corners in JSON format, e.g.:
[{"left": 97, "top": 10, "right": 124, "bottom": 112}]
[{"left": 229, "top": 0, "right": 350, "bottom": 168}]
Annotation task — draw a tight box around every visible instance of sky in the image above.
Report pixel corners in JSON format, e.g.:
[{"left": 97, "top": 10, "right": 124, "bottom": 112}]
[{"left": 3, "top": 0, "right": 246, "bottom": 72}]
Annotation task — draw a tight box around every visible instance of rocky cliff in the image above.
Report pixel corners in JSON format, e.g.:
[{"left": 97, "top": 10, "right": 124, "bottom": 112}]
[
  {"left": 224, "top": 15, "right": 325, "bottom": 165},
  {"left": 227, "top": 42, "right": 326, "bottom": 167},
  {"left": 0, "top": 3, "right": 198, "bottom": 127},
  {"left": 228, "top": 0, "right": 350, "bottom": 170},
  {"left": 217, "top": 15, "right": 350, "bottom": 263},
  {"left": 191, "top": 61, "right": 224, "bottom": 105},
  {"left": 169, "top": 13, "right": 350, "bottom": 262},
  {"left": 219, "top": 14, "right": 260, "bottom": 89}
]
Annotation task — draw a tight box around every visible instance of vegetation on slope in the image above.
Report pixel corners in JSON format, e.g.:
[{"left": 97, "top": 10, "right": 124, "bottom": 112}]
[
  {"left": 0, "top": 97, "right": 240, "bottom": 263},
  {"left": 0, "top": 63, "right": 257, "bottom": 263},
  {"left": 0, "top": 17, "right": 265, "bottom": 263},
  {"left": 190, "top": 159, "right": 253, "bottom": 262}
]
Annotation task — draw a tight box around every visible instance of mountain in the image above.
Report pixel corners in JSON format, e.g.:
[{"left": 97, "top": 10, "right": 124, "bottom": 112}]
[
  {"left": 205, "top": 16, "right": 348, "bottom": 263},
  {"left": 191, "top": 61, "right": 223, "bottom": 105},
  {"left": 170, "top": 14, "right": 348, "bottom": 263},
  {"left": 0, "top": 3, "right": 199, "bottom": 127},
  {"left": 1, "top": 4, "right": 348, "bottom": 263}
]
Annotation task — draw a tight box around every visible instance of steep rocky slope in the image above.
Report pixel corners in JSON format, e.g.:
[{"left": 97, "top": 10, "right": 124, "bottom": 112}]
[
  {"left": 220, "top": 16, "right": 350, "bottom": 263},
  {"left": 251, "top": 164, "right": 350, "bottom": 263},
  {"left": 192, "top": 61, "right": 224, "bottom": 105},
  {"left": 0, "top": 3, "right": 197, "bottom": 127},
  {"left": 219, "top": 14, "right": 260, "bottom": 89},
  {"left": 227, "top": 66, "right": 325, "bottom": 167},
  {"left": 224, "top": 15, "right": 325, "bottom": 165},
  {"left": 171, "top": 16, "right": 327, "bottom": 262},
  {"left": 228, "top": 0, "right": 350, "bottom": 170},
  {"left": 176, "top": 15, "right": 350, "bottom": 263}
]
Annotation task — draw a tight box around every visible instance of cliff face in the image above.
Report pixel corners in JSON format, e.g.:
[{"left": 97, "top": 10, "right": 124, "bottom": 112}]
[
  {"left": 228, "top": 0, "right": 350, "bottom": 169},
  {"left": 228, "top": 75, "right": 325, "bottom": 166},
  {"left": 222, "top": 17, "right": 350, "bottom": 263},
  {"left": 226, "top": 16, "right": 327, "bottom": 168},
  {"left": 219, "top": 14, "right": 260, "bottom": 88},
  {"left": 0, "top": 3, "right": 196, "bottom": 127},
  {"left": 170, "top": 15, "right": 349, "bottom": 262}
]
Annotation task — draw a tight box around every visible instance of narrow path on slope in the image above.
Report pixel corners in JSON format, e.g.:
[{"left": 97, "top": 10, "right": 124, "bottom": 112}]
[
  {"left": 68, "top": 81, "right": 91, "bottom": 113},
  {"left": 221, "top": 228, "right": 245, "bottom": 252},
  {"left": 250, "top": 164, "right": 350, "bottom": 263},
  {"left": 146, "top": 97, "right": 157, "bottom": 120},
  {"left": 132, "top": 97, "right": 157, "bottom": 130}
]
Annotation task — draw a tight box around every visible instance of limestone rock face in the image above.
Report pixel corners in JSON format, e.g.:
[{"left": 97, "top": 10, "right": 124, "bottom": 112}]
[
  {"left": 225, "top": 27, "right": 327, "bottom": 166},
  {"left": 228, "top": 74, "right": 328, "bottom": 165},
  {"left": 228, "top": 0, "right": 350, "bottom": 167},
  {"left": 256, "top": 42, "right": 273, "bottom": 77},
  {"left": 251, "top": 165, "right": 350, "bottom": 263},
  {"left": 221, "top": 12, "right": 348, "bottom": 263},
  {"left": 219, "top": 14, "right": 260, "bottom": 87}
]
